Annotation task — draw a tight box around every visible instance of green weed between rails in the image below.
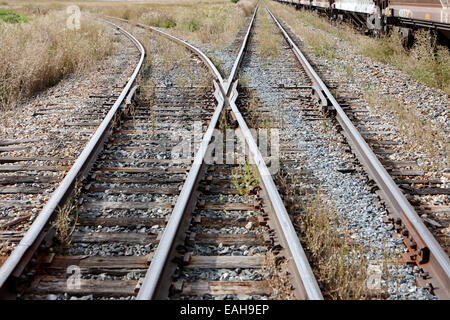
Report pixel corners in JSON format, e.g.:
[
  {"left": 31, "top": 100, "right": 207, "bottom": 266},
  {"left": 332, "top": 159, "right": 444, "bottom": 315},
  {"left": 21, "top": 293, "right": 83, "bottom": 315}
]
[
  {"left": 232, "top": 161, "right": 259, "bottom": 196},
  {"left": 140, "top": 11, "right": 176, "bottom": 29},
  {"left": 257, "top": 9, "right": 280, "bottom": 59},
  {"left": 0, "top": 9, "right": 28, "bottom": 23}
]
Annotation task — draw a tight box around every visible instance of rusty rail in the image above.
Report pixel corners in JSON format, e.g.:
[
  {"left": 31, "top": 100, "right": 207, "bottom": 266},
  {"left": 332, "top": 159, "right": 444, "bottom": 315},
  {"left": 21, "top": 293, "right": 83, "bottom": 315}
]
[
  {"left": 0, "top": 20, "right": 146, "bottom": 293},
  {"left": 266, "top": 7, "right": 450, "bottom": 299}
]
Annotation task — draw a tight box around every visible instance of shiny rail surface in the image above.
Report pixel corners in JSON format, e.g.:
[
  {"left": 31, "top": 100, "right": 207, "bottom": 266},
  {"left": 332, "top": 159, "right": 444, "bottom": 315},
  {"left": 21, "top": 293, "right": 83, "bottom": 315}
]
[
  {"left": 109, "top": 8, "right": 323, "bottom": 300},
  {"left": 266, "top": 7, "right": 450, "bottom": 299},
  {"left": 0, "top": 20, "right": 146, "bottom": 292}
]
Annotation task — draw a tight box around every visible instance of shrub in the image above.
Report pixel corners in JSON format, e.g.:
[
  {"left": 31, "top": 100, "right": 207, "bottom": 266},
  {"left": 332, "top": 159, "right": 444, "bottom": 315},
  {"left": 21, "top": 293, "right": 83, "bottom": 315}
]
[
  {"left": 141, "top": 11, "right": 176, "bottom": 29},
  {"left": 186, "top": 17, "right": 200, "bottom": 32},
  {"left": 0, "top": 10, "right": 114, "bottom": 109},
  {"left": 0, "top": 9, "right": 28, "bottom": 23},
  {"left": 269, "top": 2, "right": 450, "bottom": 94}
]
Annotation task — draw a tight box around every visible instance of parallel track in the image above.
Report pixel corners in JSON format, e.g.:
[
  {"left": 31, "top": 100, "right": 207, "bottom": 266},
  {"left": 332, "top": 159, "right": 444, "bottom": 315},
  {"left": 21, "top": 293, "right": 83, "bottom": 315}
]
[
  {"left": 0, "top": 20, "right": 146, "bottom": 297},
  {"left": 0, "top": 9, "right": 324, "bottom": 300},
  {"left": 265, "top": 7, "right": 450, "bottom": 299}
]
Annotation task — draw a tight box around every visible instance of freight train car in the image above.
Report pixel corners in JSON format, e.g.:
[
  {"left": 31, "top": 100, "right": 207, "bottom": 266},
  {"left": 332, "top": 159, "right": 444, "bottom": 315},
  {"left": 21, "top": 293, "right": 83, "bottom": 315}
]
[
  {"left": 312, "top": 1, "right": 331, "bottom": 9},
  {"left": 385, "top": 0, "right": 450, "bottom": 42},
  {"left": 332, "top": 0, "right": 383, "bottom": 34},
  {"left": 276, "top": 0, "right": 450, "bottom": 44}
]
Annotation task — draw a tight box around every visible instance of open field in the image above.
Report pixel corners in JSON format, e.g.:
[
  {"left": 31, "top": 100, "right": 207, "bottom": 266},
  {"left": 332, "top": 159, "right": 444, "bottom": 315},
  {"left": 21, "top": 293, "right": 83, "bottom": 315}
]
[
  {"left": 0, "top": 0, "right": 257, "bottom": 109},
  {"left": 5, "top": 0, "right": 257, "bottom": 46}
]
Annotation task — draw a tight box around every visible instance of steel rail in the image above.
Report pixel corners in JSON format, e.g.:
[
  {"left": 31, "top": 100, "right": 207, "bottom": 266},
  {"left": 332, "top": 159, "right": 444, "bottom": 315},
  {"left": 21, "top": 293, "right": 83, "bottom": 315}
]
[
  {"left": 221, "top": 5, "right": 322, "bottom": 299},
  {"left": 131, "top": 6, "right": 323, "bottom": 300},
  {"left": 129, "top": 18, "right": 232, "bottom": 302},
  {"left": 103, "top": 16, "right": 224, "bottom": 87},
  {"left": 227, "top": 82, "right": 323, "bottom": 300},
  {"left": 266, "top": 7, "right": 450, "bottom": 299},
  {"left": 136, "top": 82, "right": 225, "bottom": 300},
  {"left": 0, "top": 20, "right": 146, "bottom": 290},
  {"left": 100, "top": 15, "right": 229, "bottom": 300},
  {"left": 225, "top": 6, "right": 259, "bottom": 92}
]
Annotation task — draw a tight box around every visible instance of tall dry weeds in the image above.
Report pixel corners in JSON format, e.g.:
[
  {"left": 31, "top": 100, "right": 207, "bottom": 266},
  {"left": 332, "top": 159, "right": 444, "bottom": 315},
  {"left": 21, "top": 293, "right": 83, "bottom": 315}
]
[
  {"left": 297, "top": 191, "right": 373, "bottom": 299},
  {"left": 0, "top": 10, "right": 114, "bottom": 109},
  {"left": 103, "top": 0, "right": 258, "bottom": 48},
  {"left": 365, "top": 89, "right": 449, "bottom": 172},
  {"left": 269, "top": 2, "right": 450, "bottom": 94}
]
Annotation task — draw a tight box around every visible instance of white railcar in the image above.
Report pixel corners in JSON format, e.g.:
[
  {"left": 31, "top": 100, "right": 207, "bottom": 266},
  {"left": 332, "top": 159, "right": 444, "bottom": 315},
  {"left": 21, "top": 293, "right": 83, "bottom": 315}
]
[{"left": 333, "top": 0, "right": 378, "bottom": 14}]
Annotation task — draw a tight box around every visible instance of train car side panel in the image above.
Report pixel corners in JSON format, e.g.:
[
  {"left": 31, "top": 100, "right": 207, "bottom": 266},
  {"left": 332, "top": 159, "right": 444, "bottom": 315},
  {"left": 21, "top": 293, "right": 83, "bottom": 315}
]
[
  {"left": 333, "top": 0, "right": 378, "bottom": 14},
  {"left": 386, "top": 0, "right": 449, "bottom": 25}
]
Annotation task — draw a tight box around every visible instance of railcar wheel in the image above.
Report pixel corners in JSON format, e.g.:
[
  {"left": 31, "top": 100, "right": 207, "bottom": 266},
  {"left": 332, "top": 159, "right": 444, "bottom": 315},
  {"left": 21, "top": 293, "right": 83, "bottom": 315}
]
[{"left": 400, "top": 27, "right": 414, "bottom": 48}]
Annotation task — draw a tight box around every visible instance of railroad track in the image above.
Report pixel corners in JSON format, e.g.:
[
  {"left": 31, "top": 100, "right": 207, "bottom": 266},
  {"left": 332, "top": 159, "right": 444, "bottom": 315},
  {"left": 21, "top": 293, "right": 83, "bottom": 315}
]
[
  {"left": 0, "top": 9, "right": 322, "bottom": 300},
  {"left": 278, "top": 16, "right": 450, "bottom": 262},
  {"left": 262, "top": 7, "right": 449, "bottom": 299},
  {"left": 0, "top": 20, "right": 146, "bottom": 298},
  {"left": 0, "top": 24, "right": 141, "bottom": 256},
  {"left": 123, "top": 9, "right": 322, "bottom": 300},
  {"left": 0, "top": 6, "right": 448, "bottom": 300}
]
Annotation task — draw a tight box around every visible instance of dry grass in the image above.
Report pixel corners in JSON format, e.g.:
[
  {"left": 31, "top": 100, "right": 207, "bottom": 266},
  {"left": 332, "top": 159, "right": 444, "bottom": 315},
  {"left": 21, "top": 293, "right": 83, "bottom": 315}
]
[
  {"left": 134, "top": 20, "right": 213, "bottom": 87},
  {"left": 143, "top": 0, "right": 256, "bottom": 47},
  {"left": 52, "top": 199, "right": 79, "bottom": 251},
  {"left": 276, "top": 172, "right": 396, "bottom": 300},
  {"left": 267, "top": 3, "right": 337, "bottom": 60},
  {"left": 269, "top": 2, "right": 450, "bottom": 94},
  {"left": 0, "top": 8, "right": 114, "bottom": 109},
  {"left": 296, "top": 191, "right": 370, "bottom": 299},
  {"left": 239, "top": 85, "right": 278, "bottom": 131},
  {"left": 140, "top": 10, "right": 176, "bottom": 29},
  {"left": 306, "top": 30, "right": 337, "bottom": 60},
  {"left": 51, "top": 181, "right": 81, "bottom": 251},
  {"left": 264, "top": 251, "right": 296, "bottom": 300},
  {"left": 89, "top": 0, "right": 257, "bottom": 48},
  {"left": 0, "top": 241, "right": 14, "bottom": 256}
]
